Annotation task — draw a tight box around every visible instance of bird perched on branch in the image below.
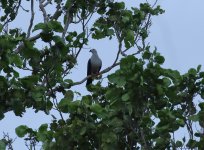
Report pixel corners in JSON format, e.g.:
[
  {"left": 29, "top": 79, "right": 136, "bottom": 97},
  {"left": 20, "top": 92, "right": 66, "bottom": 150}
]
[{"left": 86, "top": 49, "right": 102, "bottom": 86}]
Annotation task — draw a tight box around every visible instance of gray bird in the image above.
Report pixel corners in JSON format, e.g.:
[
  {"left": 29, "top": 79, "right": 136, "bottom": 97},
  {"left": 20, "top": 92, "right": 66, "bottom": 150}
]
[{"left": 86, "top": 49, "right": 102, "bottom": 86}]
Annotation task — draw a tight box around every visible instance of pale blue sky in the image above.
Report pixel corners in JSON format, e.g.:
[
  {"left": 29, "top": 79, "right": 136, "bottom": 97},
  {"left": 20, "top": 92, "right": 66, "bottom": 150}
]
[{"left": 1, "top": 1, "right": 204, "bottom": 149}]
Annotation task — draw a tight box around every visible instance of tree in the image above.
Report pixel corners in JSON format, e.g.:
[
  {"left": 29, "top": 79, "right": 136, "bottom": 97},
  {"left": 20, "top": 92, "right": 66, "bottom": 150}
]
[{"left": 0, "top": 0, "right": 204, "bottom": 149}]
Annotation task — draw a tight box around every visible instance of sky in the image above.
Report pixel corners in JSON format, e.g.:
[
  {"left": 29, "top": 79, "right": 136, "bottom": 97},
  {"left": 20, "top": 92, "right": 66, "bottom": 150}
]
[{"left": 1, "top": 0, "right": 204, "bottom": 149}]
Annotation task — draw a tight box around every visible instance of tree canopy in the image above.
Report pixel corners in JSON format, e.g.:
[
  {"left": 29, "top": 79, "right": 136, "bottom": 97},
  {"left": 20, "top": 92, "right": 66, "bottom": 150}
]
[{"left": 0, "top": 0, "right": 204, "bottom": 149}]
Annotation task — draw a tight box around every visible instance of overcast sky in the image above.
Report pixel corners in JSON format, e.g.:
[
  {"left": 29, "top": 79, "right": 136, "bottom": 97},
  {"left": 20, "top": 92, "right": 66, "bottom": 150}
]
[{"left": 1, "top": 0, "right": 204, "bottom": 149}]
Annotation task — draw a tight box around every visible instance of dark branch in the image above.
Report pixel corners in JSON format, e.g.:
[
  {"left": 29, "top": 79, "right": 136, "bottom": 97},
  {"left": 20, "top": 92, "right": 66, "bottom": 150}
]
[{"left": 27, "top": 0, "right": 35, "bottom": 38}]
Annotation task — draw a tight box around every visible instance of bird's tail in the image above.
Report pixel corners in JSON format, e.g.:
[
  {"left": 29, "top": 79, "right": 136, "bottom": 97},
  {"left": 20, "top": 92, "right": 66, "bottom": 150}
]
[{"left": 86, "top": 77, "right": 92, "bottom": 86}]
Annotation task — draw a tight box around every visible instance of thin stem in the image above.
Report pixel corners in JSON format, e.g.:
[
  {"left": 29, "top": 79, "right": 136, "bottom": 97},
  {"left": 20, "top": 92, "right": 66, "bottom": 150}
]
[
  {"left": 27, "top": 0, "right": 35, "bottom": 38},
  {"left": 39, "top": 0, "right": 48, "bottom": 23}
]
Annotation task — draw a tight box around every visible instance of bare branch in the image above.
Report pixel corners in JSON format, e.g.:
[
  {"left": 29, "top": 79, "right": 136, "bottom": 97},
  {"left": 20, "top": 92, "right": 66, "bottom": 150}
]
[
  {"left": 45, "top": 71, "right": 65, "bottom": 121},
  {"left": 43, "top": 0, "right": 52, "bottom": 7},
  {"left": 113, "top": 41, "right": 122, "bottom": 65},
  {"left": 84, "top": 12, "right": 94, "bottom": 27},
  {"left": 27, "top": 0, "right": 35, "bottom": 38},
  {"left": 51, "top": 3, "right": 62, "bottom": 20},
  {"left": 3, "top": 132, "right": 16, "bottom": 150},
  {"left": 75, "top": 28, "right": 92, "bottom": 59},
  {"left": 72, "top": 62, "right": 120, "bottom": 86},
  {"left": 152, "top": 0, "right": 159, "bottom": 8},
  {"left": 39, "top": 0, "right": 48, "bottom": 23},
  {"left": 62, "top": 0, "right": 74, "bottom": 40},
  {"left": 62, "top": 11, "right": 72, "bottom": 40},
  {"left": 19, "top": 5, "right": 29, "bottom": 12}
]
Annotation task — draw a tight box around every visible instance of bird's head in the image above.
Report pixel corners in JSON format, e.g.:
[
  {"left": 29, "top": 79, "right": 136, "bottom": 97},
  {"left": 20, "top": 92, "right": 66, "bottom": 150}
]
[{"left": 89, "top": 49, "right": 97, "bottom": 54}]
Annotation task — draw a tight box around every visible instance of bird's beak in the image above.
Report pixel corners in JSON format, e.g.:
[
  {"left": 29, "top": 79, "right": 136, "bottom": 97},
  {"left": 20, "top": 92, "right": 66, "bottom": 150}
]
[{"left": 89, "top": 49, "right": 92, "bottom": 52}]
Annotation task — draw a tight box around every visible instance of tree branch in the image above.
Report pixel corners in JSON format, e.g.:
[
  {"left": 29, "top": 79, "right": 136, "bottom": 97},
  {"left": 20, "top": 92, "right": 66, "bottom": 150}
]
[
  {"left": 39, "top": 0, "right": 48, "bottom": 23},
  {"left": 62, "top": 1, "right": 73, "bottom": 41},
  {"left": 71, "top": 62, "right": 120, "bottom": 86},
  {"left": 51, "top": 3, "right": 62, "bottom": 20},
  {"left": 27, "top": 0, "right": 35, "bottom": 38},
  {"left": 43, "top": 0, "right": 52, "bottom": 7}
]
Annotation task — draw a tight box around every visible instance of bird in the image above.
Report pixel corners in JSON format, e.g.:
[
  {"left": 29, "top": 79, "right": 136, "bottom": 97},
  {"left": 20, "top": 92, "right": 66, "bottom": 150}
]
[{"left": 86, "top": 49, "right": 102, "bottom": 86}]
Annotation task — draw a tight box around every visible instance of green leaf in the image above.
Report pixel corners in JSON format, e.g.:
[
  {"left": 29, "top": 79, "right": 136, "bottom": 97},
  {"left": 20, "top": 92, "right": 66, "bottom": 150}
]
[
  {"left": 90, "top": 104, "right": 103, "bottom": 114},
  {"left": 58, "top": 98, "right": 70, "bottom": 113},
  {"left": 102, "top": 132, "right": 117, "bottom": 143},
  {"left": 64, "top": 90, "right": 74, "bottom": 101},
  {"left": 39, "top": 124, "right": 48, "bottom": 132},
  {"left": 106, "top": 29, "right": 114, "bottom": 36},
  {"left": 199, "top": 71, "right": 204, "bottom": 78},
  {"left": 188, "top": 68, "right": 197, "bottom": 76},
  {"left": 120, "top": 55, "right": 138, "bottom": 70},
  {"left": 115, "top": 2, "right": 125, "bottom": 9},
  {"left": 82, "top": 95, "right": 92, "bottom": 105},
  {"left": 197, "top": 64, "right": 202, "bottom": 72},
  {"left": 108, "top": 73, "right": 126, "bottom": 86},
  {"left": 199, "top": 102, "right": 204, "bottom": 110},
  {"left": 198, "top": 111, "right": 204, "bottom": 127},
  {"left": 156, "top": 84, "right": 163, "bottom": 95},
  {"left": 92, "top": 30, "right": 106, "bottom": 39},
  {"left": 189, "top": 114, "right": 199, "bottom": 122},
  {"left": 106, "top": 88, "right": 122, "bottom": 103},
  {"left": 32, "top": 23, "right": 47, "bottom": 32},
  {"left": 15, "top": 125, "right": 28, "bottom": 137},
  {"left": 37, "top": 124, "right": 49, "bottom": 142},
  {"left": 140, "top": 28, "right": 148, "bottom": 39},
  {"left": 121, "top": 93, "right": 130, "bottom": 101},
  {"left": 163, "top": 77, "right": 171, "bottom": 87},
  {"left": 40, "top": 31, "right": 54, "bottom": 42},
  {"left": 68, "top": 100, "right": 80, "bottom": 112},
  {"left": 48, "top": 20, "right": 64, "bottom": 32},
  {"left": 155, "top": 55, "right": 165, "bottom": 64},
  {"left": 64, "top": 79, "right": 73, "bottom": 84},
  {"left": 20, "top": 75, "right": 39, "bottom": 89},
  {"left": 0, "top": 140, "right": 6, "bottom": 150},
  {"left": 186, "top": 139, "right": 198, "bottom": 148},
  {"left": 122, "top": 16, "right": 129, "bottom": 23},
  {"left": 80, "top": 127, "right": 87, "bottom": 136},
  {"left": 142, "top": 50, "right": 151, "bottom": 59},
  {"left": 124, "top": 29, "right": 134, "bottom": 48},
  {"left": 0, "top": 23, "right": 3, "bottom": 32},
  {"left": 175, "top": 141, "right": 183, "bottom": 147},
  {"left": 9, "top": 54, "right": 23, "bottom": 67}
]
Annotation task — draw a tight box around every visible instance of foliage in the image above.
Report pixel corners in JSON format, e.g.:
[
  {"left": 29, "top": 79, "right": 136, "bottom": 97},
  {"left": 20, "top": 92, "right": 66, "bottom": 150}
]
[{"left": 0, "top": 0, "right": 204, "bottom": 149}]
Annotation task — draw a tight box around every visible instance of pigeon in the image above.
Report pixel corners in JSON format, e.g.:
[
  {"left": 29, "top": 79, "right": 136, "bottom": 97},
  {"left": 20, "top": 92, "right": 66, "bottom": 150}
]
[{"left": 86, "top": 49, "right": 102, "bottom": 86}]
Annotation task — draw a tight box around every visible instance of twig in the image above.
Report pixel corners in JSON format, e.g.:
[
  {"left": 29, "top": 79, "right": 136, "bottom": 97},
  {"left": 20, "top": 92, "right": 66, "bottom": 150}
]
[
  {"left": 19, "top": 5, "right": 29, "bottom": 12},
  {"left": 27, "top": 0, "right": 35, "bottom": 38},
  {"left": 152, "top": 0, "right": 159, "bottom": 8},
  {"left": 62, "top": 1, "right": 73, "bottom": 40},
  {"left": 3, "top": 132, "right": 16, "bottom": 150},
  {"left": 45, "top": 70, "right": 65, "bottom": 121},
  {"left": 75, "top": 29, "right": 92, "bottom": 59},
  {"left": 39, "top": 0, "right": 48, "bottom": 23},
  {"left": 84, "top": 12, "right": 94, "bottom": 27},
  {"left": 140, "top": 128, "right": 149, "bottom": 150},
  {"left": 113, "top": 41, "right": 122, "bottom": 65},
  {"left": 43, "top": 0, "right": 52, "bottom": 7},
  {"left": 51, "top": 3, "right": 62, "bottom": 20}
]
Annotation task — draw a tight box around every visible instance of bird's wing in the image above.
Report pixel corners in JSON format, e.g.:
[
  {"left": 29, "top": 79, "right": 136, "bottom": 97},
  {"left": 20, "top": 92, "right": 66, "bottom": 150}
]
[
  {"left": 98, "top": 59, "right": 102, "bottom": 73},
  {"left": 86, "top": 59, "right": 93, "bottom": 86},
  {"left": 87, "top": 58, "right": 92, "bottom": 76}
]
